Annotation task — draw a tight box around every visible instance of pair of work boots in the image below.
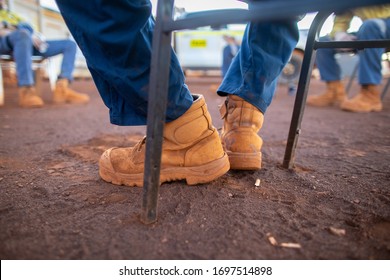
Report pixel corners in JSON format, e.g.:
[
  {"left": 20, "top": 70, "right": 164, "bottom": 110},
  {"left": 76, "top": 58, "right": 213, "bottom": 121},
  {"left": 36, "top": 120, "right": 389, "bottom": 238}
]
[
  {"left": 99, "top": 94, "right": 263, "bottom": 187},
  {"left": 307, "top": 81, "right": 383, "bottom": 112},
  {"left": 18, "top": 79, "right": 90, "bottom": 108}
]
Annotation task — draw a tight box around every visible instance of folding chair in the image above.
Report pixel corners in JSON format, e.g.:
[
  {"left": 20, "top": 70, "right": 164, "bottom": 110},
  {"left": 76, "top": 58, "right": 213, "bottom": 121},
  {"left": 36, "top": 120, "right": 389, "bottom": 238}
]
[
  {"left": 283, "top": 11, "right": 390, "bottom": 170},
  {"left": 142, "top": 0, "right": 390, "bottom": 224}
]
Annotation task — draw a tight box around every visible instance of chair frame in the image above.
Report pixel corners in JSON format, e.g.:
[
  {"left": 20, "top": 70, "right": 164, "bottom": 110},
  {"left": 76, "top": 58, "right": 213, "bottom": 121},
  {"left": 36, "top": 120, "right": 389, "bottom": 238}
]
[{"left": 141, "top": 0, "right": 390, "bottom": 224}]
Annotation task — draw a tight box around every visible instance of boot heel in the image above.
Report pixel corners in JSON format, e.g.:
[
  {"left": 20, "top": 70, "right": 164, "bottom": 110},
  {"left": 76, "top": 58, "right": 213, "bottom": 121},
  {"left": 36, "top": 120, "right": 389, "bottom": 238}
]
[
  {"left": 372, "top": 104, "right": 383, "bottom": 112},
  {"left": 228, "top": 151, "right": 262, "bottom": 170},
  {"left": 184, "top": 154, "right": 230, "bottom": 185}
]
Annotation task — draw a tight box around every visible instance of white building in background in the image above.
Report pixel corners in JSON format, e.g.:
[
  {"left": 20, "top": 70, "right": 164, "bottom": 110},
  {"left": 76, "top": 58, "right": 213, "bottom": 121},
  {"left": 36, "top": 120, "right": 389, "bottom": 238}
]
[{"left": 6, "top": 0, "right": 90, "bottom": 78}]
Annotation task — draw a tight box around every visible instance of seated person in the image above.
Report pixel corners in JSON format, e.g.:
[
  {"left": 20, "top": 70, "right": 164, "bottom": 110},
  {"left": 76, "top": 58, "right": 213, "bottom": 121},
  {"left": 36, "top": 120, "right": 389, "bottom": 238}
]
[
  {"left": 307, "top": 5, "right": 390, "bottom": 113},
  {"left": 0, "top": 0, "right": 89, "bottom": 108}
]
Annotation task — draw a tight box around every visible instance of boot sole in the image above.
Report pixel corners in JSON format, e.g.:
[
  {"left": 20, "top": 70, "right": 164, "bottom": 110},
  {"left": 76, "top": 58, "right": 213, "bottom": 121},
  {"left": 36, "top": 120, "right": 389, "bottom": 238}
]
[
  {"left": 99, "top": 153, "right": 230, "bottom": 187},
  {"left": 53, "top": 99, "right": 89, "bottom": 104},
  {"left": 227, "top": 151, "right": 262, "bottom": 170},
  {"left": 19, "top": 103, "right": 44, "bottom": 108},
  {"left": 341, "top": 104, "right": 383, "bottom": 112},
  {"left": 307, "top": 100, "right": 344, "bottom": 107}
]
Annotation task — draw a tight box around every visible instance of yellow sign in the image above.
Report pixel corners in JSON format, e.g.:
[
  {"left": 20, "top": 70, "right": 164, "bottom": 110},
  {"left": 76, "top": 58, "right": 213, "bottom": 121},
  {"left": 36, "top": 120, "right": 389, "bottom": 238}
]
[{"left": 190, "top": 39, "right": 207, "bottom": 48}]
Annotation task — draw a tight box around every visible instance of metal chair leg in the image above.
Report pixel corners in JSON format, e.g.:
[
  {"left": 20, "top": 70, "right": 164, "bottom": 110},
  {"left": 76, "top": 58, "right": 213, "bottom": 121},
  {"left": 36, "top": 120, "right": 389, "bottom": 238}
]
[
  {"left": 283, "top": 12, "right": 331, "bottom": 169},
  {"left": 346, "top": 61, "right": 359, "bottom": 96},
  {"left": 0, "top": 64, "right": 4, "bottom": 106},
  {"left": 382, "top": 78, "right": 390, "bottom": 100},
  {"left": 141, "top": 0, "right": 174, "bottom": 224}
]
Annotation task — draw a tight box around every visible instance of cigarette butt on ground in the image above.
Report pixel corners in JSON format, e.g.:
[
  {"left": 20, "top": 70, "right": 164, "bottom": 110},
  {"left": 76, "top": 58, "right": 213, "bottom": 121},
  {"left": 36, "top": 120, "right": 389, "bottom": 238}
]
[
  {"left": 255, "top": 178, "right": 261, "bottom": 187},
  {"left": 279, "top": 242, "right": 302, "bottom": 249},
  {"left": 267, "top": 233, "right": 301, "bottom": 249},
  {"left": 267, "top": 233, "right": 278, "bottom": 246},
  {"left": 329, "top": 227, "right": 346, "bottom": 236}
]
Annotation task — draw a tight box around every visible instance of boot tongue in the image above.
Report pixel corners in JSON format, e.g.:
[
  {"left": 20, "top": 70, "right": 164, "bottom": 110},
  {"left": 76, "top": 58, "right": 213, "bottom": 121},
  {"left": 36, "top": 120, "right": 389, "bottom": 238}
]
[
  {"left": 219, "top": 99, "right": 228, "bottom": 119},
  {"left": 135, "top": 137, "right": 147, "bottom": 152}
]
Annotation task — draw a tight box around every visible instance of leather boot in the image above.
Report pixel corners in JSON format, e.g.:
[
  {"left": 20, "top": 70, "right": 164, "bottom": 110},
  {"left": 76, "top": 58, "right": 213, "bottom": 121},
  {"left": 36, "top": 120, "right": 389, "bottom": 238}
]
[
  {"left": 307, "top": 81, "right": 347, "bottom": 107},
  {"left": 18, "top": 86, "right": 44, "bottom": 108},
  {"left": 99, "top": 94, "right": 230, "bottom": 187},
  {"left": 53, "top": 79, "right": 90, "bottom": 104},
  {"left": 220, "top": 95, "right": 264, "bottom": 170},
  {"left": 341, "top": 85, "right": 383, "bottom": 112}
]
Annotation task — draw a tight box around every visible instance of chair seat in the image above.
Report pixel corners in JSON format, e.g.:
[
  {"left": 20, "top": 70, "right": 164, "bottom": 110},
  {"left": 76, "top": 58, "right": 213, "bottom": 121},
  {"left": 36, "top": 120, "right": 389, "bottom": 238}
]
[{"left": 0, "top": 54, "right": 46, "bottom": 63}]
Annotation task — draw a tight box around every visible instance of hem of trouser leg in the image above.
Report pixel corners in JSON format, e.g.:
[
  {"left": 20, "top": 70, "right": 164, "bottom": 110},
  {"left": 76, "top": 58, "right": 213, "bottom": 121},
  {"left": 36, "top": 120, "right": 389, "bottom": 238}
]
[
  {"left": 58, "top": 75, "right": 72, "bottom": 82},
  {"left": 164, "top": 86, "right": 194, "bottom": 123},
  {"left": 108, "top": 94, "right": 193, "bottom": 126},
  {"left": 110, "top": 114, "right": 147, "bottom": 126},
  {"left": 358, "top": 79, "right": 382, "bottom": 85},
  {"left": 322, "top": 79, "right": 342, "bottom": 82},
  {"left": 217, "top": 89, "right": 267, "bottom": 115}
]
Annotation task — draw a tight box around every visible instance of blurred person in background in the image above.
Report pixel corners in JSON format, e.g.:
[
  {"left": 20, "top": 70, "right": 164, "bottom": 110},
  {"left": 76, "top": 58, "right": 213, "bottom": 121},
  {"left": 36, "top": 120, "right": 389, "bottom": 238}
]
[
  {"left": 307, "top": 5, "right": 390, "bottom": 113},
  {"left": 0, "top": 0, "right": 89, "bottom": 108},
  {"left": 221, "top": 35, "right": 240, "bottom": 78}
]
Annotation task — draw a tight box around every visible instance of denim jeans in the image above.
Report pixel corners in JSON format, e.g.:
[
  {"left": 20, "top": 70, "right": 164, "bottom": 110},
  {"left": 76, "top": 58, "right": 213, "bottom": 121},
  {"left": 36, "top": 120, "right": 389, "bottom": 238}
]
[
  {"left": 0, "top": 29, "right": 77, "bottom": 86},
  {"left": 317, "top": 18, "right": 390, "bottom": 85},
  {"left": 55, "top": 0, "right": 298, "bottom": 125}
]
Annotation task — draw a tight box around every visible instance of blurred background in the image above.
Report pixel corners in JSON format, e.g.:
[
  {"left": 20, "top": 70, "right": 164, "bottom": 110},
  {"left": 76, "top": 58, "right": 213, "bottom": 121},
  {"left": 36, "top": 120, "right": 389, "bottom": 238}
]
[{"left": 4, "top": 0, "right": 376, "bottom": 85}]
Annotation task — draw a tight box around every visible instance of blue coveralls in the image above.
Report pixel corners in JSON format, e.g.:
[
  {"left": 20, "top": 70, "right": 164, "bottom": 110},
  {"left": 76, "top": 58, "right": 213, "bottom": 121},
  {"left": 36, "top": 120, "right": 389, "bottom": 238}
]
[{"left": 55, "top": 0, "right": 299, "bottom": 126}]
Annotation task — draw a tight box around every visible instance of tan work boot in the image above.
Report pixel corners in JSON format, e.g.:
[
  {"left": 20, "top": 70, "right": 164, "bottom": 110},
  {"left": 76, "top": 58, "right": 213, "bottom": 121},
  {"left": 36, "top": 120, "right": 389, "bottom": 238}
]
[
  {"left": 53, "top": 79, "right": 90, "bottom": 104},
  {"left": 307, "top": 81, "right": 347, "bottom": 107},
  {"left": 341, "top": 85, "right": 383, "bottom": 112},
  {"left": 99, "top": 94, "right": 230, "bottom": 187},
  {"left": 220, "top": 95, "right": 264, "bottom": 170},
  {"left": 18, "top": 86, "right": 44, "bottom": 108}
]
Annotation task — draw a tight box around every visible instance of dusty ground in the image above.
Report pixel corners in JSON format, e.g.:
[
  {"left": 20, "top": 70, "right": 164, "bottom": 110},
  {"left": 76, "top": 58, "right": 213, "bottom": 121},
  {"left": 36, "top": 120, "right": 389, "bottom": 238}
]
[{"left": 0, "top": 75, "right": 389, "bottom": 260}]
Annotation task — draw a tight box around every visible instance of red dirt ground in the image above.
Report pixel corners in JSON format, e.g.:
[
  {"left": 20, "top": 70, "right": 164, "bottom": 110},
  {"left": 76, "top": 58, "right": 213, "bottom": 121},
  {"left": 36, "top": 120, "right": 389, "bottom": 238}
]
[{"left": 0, "top": 76, "right": 389, "bottom": 259}]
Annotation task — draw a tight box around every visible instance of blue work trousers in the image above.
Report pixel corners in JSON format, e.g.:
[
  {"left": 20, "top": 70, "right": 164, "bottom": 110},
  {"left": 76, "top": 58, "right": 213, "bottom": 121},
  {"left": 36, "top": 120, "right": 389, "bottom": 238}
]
[
  {"left": 317, "top": 18, "right": 390, "bottom": 85},
  {"left": 55, "top": 0, "right": 298, "bottom": 125},
  {"left": 0, "top": 29, "right": 77, "bottom": 86},
  {"left": 218, "top": 21, "right": 299, "bottom": 113}
]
